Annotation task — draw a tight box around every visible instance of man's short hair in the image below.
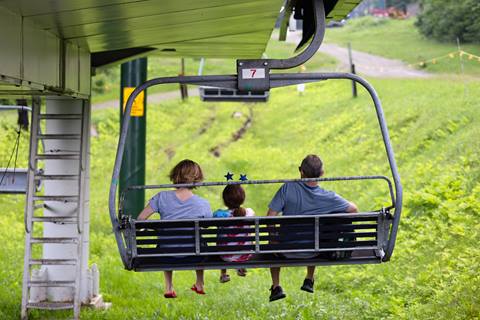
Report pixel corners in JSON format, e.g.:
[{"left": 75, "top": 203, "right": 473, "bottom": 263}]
[{"left": 300, "top": 154, "right": 323, "bottom": 178}]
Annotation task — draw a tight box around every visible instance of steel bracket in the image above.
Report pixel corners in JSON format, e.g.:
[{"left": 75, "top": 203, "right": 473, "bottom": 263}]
[{"left": 237, "top": 60, "right": 271, "bottom": 92}]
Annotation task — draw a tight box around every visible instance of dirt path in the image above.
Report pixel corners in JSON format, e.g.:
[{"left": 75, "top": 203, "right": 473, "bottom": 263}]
[
  {"left": 209, "top": 107, "right": 253, "bottom": 158},
  {"left": 286, "top": 31, "right": 431, "bottom": 78}
]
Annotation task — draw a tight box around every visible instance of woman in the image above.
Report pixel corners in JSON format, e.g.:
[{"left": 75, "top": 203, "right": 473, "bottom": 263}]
[{"left": 138, "top": 159, "right": 211, "bottom": 298}]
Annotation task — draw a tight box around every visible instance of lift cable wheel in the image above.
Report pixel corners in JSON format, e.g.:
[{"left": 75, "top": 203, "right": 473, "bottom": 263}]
[{"left": 109, "top": 0, "right": 402, "bottom": 271}]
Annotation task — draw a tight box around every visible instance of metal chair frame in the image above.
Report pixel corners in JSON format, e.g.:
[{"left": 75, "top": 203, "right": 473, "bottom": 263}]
[{"left": 108, "top": 0, "right": 403, "bottom": 271}]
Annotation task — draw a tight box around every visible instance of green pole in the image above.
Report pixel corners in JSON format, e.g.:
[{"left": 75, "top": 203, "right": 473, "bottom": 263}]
[{"left": 120, "top": 58, "right": 147, "bottom": 218}]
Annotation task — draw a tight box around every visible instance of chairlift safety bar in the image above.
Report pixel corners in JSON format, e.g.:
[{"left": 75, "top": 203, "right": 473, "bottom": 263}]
[{"left": 120, "top": 175, "right": 396, "bottom": 215}]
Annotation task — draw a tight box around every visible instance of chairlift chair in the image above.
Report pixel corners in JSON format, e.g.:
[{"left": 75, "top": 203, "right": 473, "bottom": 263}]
[{"left": 109, "top": 0, "right": 403, "bottom": 272}]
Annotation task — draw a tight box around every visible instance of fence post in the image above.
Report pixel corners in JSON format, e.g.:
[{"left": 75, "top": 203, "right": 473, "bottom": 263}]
[
  {"left": 180, "top": 58, "right": 189, "bottom": 100},
  {"left": 348, "top": 42, "right": 358, "bottom": 98}
]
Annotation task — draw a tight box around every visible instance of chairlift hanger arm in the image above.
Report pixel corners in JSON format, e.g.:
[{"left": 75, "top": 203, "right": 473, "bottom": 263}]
[
  {"left": 236, "top": 0, "right": 326, "bottom": 92},
  {"left": 243, "top": 0, "right": 325, "bottom": 70}
]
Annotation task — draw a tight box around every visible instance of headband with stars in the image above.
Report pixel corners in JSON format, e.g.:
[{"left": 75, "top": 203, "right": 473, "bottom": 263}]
[{"left": 224, "top": 172, "right": 248, "bottom": 181}]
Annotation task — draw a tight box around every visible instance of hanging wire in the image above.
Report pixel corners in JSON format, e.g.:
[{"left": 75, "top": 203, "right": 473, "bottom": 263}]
[
  {"left": 12, "top": 124, "right": 22, "bottom": 183},
  {"left": 0, "top": 124, "right": 22, "bottom": 186}
]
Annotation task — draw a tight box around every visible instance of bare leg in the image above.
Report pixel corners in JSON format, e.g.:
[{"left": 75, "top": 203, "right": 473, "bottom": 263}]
[
  {"left": 270, "top": 267, "right": 281, "bottom": 288},
  {"left": 221, "top": 269, "right": 227, "bottom": 276},
  {"left": 195, "top": 270, "right": 204, "bottom": 291},
  {"left": 164, "top": 271, "right": 174, "bottom": 292},
  {"left": 306, "top": 266, "right": 315, "bottom": 281}
]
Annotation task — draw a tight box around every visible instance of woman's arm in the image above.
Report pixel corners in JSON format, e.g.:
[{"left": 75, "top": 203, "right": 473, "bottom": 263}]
[{"left": 137, "top": 204, "right": 155, "bottom": 220}]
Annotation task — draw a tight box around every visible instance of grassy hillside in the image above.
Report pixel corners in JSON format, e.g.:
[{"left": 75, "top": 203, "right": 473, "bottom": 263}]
[
  {"left": 91, "top": 40, "right": 338, "bottom": 104},
  {"left": 325, "top": 17, "right": 480, "bottom": 75},
  {"left": 1, "top": 76, "right": 479, "bottom": 319}
]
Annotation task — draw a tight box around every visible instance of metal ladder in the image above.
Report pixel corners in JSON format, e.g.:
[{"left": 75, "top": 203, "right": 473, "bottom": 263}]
[{"left": 21, "top": 98, "right": 88, "bottom": 320}]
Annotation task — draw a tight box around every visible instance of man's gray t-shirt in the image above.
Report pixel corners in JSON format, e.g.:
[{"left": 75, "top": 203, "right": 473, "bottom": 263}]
[
  {"left": 269, "top": 182, "right": 350, "bottom": 258},
  {"left": 269, "top": 182, "right": 350, "bottom": 215},
  {"left": 149, "top": 190, "right": 212, "bottom": 220}
]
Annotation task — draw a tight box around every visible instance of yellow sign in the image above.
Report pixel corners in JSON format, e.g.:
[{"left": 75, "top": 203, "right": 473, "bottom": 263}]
[{"left": 123, "top": 87, "right": 144, "bottom": 117}]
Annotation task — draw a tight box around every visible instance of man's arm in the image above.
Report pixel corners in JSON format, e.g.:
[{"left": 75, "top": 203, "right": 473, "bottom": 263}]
[
  {"left": 346, "top": 201, "right": 358, "bottom": 213},
  {"left": 137, "top": 204, "right": 155, "bottom": 220},
  {"left": 267, "top": 208, "right": 280, "bottom": 216},
  {"left": 266, "top": 208, "right": 280, "bottom": 244}
]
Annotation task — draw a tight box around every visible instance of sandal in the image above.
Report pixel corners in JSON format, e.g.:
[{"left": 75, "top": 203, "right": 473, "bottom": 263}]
[
  {"left": 191, "top": 284, "right": 206, "bottom": 295},
  {"left": 164, "top": 291, "right": 177, "bottom": 298},
  {"left": 220, "top": 274, "right": 231, "bottom": 283}
]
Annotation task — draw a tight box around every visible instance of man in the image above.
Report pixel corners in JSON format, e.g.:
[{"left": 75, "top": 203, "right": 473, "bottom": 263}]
[{"left": 267, "top": 154, "right": 358, "bottom": 302}]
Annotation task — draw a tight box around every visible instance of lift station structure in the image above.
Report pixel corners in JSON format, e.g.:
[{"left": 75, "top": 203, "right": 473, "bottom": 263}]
[{"left": 0, "top": 0, "right": 361, "bottom": 318}]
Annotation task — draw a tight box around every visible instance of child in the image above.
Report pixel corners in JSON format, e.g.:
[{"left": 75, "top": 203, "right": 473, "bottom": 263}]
[
  {"left": 213, "top": 184, "right": 255, "bottom": 283},
  {"left": 137, "top": 159, "right": 212, "bottom": 298}
]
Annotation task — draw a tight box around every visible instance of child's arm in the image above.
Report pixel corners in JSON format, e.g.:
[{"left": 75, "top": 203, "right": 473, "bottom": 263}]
[
  {"left": 137, "top": 204, "right": 155, "bottom": 220},
  {"left": 213, "top": 209, "right": 230, "bottom": 218}
]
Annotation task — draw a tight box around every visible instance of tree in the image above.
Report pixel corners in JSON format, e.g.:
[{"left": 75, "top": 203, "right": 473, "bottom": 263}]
[{"left": 415, "top": 0, "right": 480, "bottom": 43}]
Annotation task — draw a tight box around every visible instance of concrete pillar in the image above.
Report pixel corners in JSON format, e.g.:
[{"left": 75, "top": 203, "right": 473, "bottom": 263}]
[{"left": 42, "top": 97, "right": 91, "bottom": 302}]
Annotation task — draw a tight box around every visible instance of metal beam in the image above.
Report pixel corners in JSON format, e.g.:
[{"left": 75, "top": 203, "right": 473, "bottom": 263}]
[{"left": 0, "top": 6, "right": 90, "bottom": 97}]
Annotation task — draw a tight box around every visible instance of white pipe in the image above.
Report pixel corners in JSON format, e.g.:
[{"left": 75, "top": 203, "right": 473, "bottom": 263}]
[{"left": 0, "top": 105, "right": 32, "bottom": 112}]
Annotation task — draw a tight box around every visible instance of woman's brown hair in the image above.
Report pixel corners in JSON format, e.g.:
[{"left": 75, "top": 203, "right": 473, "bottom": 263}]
[
  {"left": 222, "top": 184, "right": 246, "bottom": 217},
  {"left": 169, "top": 159, "right": 204, "bottom": 187}
]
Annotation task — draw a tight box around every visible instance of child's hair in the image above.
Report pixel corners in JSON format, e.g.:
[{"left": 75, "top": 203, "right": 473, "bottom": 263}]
[
  {"left": 222, "top": 184, "right": 246, "bottom": 217},
  {"left": 169, "top": 159, "right": 204, "bottom": 187}
]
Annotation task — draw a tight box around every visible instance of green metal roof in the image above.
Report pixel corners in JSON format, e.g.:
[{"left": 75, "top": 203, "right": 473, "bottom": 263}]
[{"left": 0, "top": 0, "right": 361, "bottom": 59}]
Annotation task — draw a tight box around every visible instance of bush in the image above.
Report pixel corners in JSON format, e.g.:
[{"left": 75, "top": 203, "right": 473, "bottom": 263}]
[{"left": 416, "top": 0, "right": 480, "bottom": 43}]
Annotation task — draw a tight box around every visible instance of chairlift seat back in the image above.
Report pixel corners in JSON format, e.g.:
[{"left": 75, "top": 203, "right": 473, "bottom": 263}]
[{"left": 127, "top": 211, "right": 390, "bottom": 271}]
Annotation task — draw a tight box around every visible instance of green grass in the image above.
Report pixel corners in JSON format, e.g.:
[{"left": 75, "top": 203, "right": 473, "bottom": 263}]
[
  {"left": 324, "top": 17, "right": 480, "bottom": 75},
  {"left": 91, "top": 40, "right": 338, "bottom": 104},
  {"left": 1, "top": 76, "right": 480, "bottom": 319}
]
